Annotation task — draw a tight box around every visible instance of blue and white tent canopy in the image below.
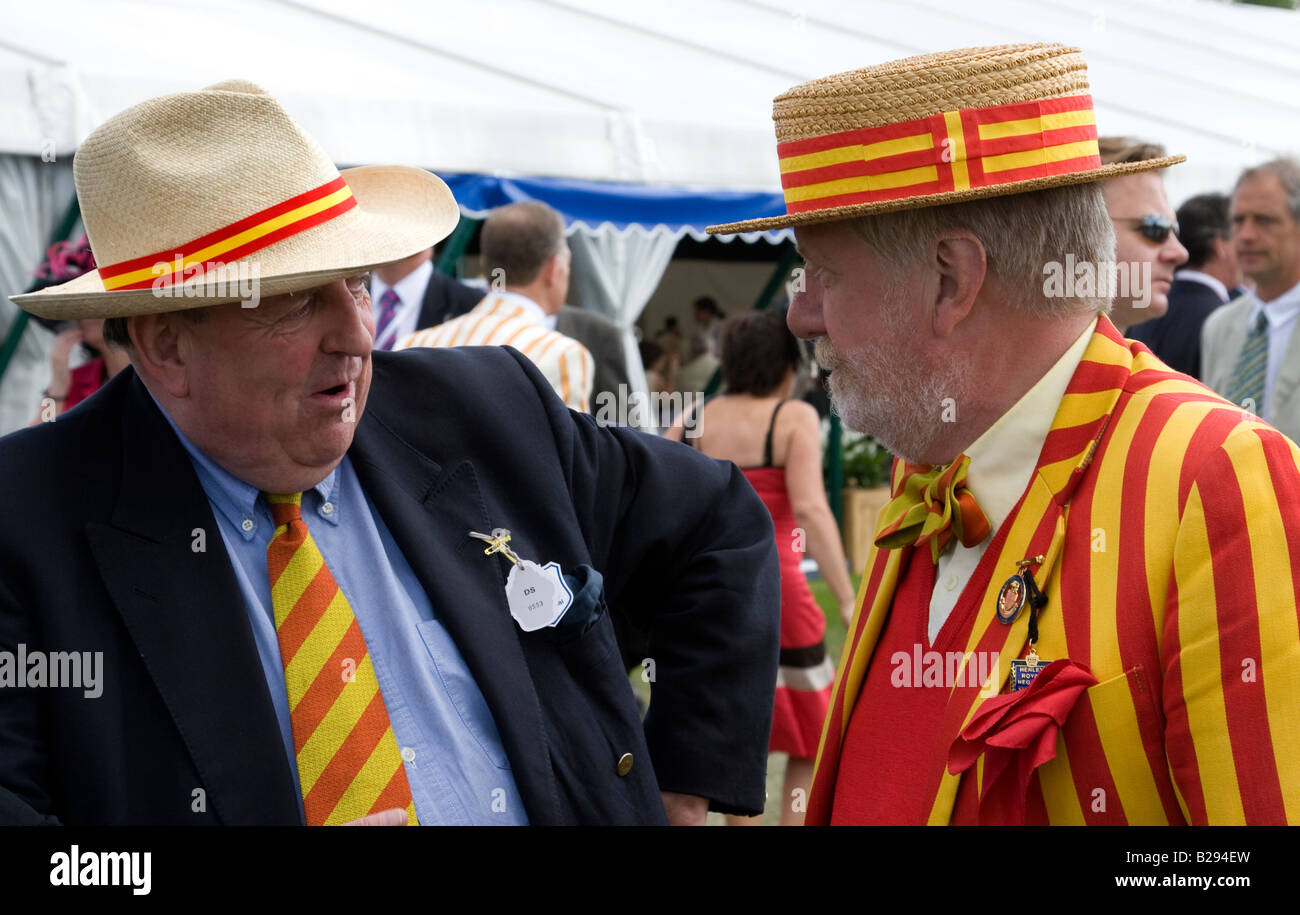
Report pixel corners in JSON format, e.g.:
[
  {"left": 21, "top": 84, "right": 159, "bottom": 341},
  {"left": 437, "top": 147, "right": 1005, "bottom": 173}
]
[
  {"left": 5, "top": 0, "right": 1300, "bottom": 225},
  {"left": 439, "top": 174, "right": 786, "bottom": 240}
]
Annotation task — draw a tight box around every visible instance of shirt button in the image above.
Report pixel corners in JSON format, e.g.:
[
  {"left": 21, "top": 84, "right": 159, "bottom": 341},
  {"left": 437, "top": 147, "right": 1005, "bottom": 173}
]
[
  {"left": 945, "top": 574, "right": 959, "bottom": 591},
  {"left": 321, "top": 502, "right": 335, "bottom": 516},
  {"left": 616, "top": 753, "right": 634, "bottom": 776},
  {"left": 401, "top": 747, "right": 416, "bottom": 764},
  {"left": 241, "top": 519, "right": 254, "bottom": 532}
]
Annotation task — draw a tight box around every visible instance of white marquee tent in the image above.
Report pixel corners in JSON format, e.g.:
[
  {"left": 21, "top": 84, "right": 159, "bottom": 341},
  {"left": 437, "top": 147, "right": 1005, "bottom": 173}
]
[{"left": 2, "top": 0, "right": 1298, "bottom": 431}]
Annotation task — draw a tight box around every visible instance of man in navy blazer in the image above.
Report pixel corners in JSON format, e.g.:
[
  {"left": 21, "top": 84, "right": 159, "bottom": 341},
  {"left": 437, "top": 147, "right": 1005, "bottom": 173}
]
[
  {"left": 0, "top": 80, "right": 779, "bottom": 826},
  {"left": 369, "top": 246, "right": 485, "bottom": 350},
  {"left": 0, "top": 346, "right": 778, "bottom": 825}
]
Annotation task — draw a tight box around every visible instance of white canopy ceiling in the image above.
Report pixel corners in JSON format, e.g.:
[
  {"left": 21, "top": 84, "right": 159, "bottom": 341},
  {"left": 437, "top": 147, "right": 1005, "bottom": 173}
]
[{"left": 2, "top": 0, "right": 1299, "bottom": 206}]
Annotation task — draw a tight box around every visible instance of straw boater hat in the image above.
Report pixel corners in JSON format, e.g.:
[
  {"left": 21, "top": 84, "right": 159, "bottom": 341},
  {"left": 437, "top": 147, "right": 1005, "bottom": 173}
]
[
  {"left": 10, "top": 79, "right": 460, "bottom": 320},
  {"left": 708, "top": 43, "right": 1184, "bottom": 235}
]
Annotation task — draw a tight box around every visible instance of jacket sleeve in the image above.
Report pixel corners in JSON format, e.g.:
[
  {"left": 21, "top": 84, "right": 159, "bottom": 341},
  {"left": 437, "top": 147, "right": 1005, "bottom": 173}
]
[
  {"left": 1162, "top": 421, "right": 1300, "bottom": 824},
  {"left": 500, "top": 347, "right": 781, "bottom": 816}
]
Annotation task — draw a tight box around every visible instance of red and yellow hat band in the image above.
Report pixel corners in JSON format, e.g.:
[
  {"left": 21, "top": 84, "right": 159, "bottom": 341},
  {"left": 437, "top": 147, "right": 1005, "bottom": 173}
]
[
  {"left": 97, "top": 176, "right": 357, "bottom": 291},
  {"left": 778, "top": 94, "right": 1100, "bottom": 213}
]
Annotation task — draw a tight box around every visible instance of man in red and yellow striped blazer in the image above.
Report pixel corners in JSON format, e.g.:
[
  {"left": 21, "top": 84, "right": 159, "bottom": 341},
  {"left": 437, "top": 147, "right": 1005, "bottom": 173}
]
[
  {"left": 710, "top": 44, "right": 1300, "bottom": 825},
  {"left": 811, "top": 319, "right": 1300, "bottom": 824}
]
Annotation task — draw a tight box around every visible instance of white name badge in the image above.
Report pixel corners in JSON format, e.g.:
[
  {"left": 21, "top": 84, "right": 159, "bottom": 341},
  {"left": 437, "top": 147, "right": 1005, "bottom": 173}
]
[
  {"left": 541, "top": 561, "right": 575, "bottom": 626},
  {"left": 506, "top": 560, "right": 563, "bottom": 631}
]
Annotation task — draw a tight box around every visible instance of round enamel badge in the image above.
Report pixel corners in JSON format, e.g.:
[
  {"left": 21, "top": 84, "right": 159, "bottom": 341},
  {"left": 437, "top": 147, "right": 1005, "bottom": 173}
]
[{"left": 996, "top": 574, "right": 1026, "bottom": 624}]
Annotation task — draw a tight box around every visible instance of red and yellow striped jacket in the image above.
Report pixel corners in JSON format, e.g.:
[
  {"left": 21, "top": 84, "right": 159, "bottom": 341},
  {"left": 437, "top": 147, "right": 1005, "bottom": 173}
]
[
  {"left": 397, "top": 295, "right": 594, "bottom": 412},
  {"left": 809, "top": 317, "right": 1300, "bottom": 825}
]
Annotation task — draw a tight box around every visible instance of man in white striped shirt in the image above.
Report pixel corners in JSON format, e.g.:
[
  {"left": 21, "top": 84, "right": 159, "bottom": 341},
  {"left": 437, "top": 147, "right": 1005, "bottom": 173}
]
[{"left": 397, "top": 201, "right": 594, "bottom": 412}]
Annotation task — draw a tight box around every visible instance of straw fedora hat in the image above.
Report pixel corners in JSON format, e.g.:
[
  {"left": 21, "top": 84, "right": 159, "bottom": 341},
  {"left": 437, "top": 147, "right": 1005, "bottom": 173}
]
[
  {"left": 10, "top": 79, "right": 460, "bottom": 320},
  {"left": 708, "top": 43, "right": 1184, "bottom": 235}
]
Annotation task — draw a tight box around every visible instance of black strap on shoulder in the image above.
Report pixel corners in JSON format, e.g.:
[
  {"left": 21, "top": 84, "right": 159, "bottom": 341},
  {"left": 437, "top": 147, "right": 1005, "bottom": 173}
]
[
  {"left": 685, "top": 395, "right": 716, "bottom": 449},
  {"left": 763, "top": 400, "right": 788, "bottom": 467}
]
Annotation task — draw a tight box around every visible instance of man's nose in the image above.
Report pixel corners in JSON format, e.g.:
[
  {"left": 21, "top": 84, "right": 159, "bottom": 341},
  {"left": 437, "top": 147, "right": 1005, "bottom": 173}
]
[
  {"left": 1163, "top": 232, "right": 1189, "bottom": 267},
  {"left": 786, "top": 268, "right": 826, "bottom": 340},
  {"left": 320, "top": 279, "right": 374, "bottom": 355}
]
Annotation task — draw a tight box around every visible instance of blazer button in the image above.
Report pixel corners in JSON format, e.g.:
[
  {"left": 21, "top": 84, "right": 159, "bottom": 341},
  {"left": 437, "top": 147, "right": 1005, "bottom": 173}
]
[{"left": 616, "top": 753, "right": 634, "bottom": 776}]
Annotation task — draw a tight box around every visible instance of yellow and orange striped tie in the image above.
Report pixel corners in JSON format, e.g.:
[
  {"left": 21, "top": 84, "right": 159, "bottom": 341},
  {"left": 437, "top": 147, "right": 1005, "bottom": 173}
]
[{"left": 265, "top": 492, "right": 418, "bottom": 826}]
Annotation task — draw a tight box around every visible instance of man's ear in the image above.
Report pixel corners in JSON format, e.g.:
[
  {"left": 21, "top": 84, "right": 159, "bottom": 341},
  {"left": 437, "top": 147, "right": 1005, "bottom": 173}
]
[
  {"left": 930, "top": 230, "right": 986, "bottom": 338},
  {"left": 128, "top": 312, "right": 190, "bottom": 398},
  {"left": 542, "top": 252, "right": 564, "bottom": 291},
  {"left": 1213, "top": 234, "right": 1232, "bottom": 266}
]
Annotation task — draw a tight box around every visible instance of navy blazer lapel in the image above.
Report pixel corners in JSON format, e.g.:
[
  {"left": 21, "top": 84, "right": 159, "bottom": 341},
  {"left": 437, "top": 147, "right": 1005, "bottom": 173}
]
[
  {"left": 84, "top": 374, "right": 299, "bottom": 825},
  {"left": 348, "top": 397, "right": 562, "bottom": 826}
]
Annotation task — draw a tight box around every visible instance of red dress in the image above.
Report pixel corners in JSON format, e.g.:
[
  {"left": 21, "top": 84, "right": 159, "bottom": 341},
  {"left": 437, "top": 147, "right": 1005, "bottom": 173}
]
[{"left": 695, "top": 400, "right": 834, "bottom": 759}]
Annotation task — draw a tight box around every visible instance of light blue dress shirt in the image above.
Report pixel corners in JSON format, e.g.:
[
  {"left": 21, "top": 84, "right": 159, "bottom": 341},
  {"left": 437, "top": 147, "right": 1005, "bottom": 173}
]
[{"left": 155, "top": 404, "right": 527, "bottom": 825}]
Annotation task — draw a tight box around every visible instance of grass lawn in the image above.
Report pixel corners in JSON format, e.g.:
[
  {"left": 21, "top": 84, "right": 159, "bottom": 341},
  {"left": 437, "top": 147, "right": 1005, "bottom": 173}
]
[{"left": 808, "top": 571, "right": 862, "bottom": 665}]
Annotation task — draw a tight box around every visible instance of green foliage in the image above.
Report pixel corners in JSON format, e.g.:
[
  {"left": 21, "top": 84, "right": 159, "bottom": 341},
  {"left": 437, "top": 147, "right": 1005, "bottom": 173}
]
[
  {"left": 838, "top": 432, "right": 893, "bottom": 489},
  {"left": 810, "top": 573, "right": 861, "bottom": 664}
]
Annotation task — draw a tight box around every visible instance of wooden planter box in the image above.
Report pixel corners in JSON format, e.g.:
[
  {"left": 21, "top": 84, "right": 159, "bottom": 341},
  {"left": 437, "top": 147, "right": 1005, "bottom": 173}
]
[{"left": 841, "top": 486, "right": 891, "bottom": 574}]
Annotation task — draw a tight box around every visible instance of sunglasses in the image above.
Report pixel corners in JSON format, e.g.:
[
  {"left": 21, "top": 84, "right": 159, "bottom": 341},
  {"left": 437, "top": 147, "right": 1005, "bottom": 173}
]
[{"left": 1117, "top": 213, "right": 1180, "bottom": 245}]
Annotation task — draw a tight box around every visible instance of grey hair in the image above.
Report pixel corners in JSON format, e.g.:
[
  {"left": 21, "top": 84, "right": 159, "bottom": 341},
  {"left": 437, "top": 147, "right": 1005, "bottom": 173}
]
[
  {"left": 1236, "top": 157, "right": 1300, "bottom": 222},
  {"left": 480, "top": 200, "right": 567, "bottom": 288},
  {"left": 102, "top": 308, "right": 206, "bottom": 351},
  {"left": 847, "top": 181, "right": 1117, "bottom": 318}
]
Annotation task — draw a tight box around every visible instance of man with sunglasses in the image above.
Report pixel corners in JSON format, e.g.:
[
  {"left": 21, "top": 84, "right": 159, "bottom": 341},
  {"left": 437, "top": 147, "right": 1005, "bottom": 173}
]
[
  {"left": 1203, "top": 158, "right": 1300, "bottom": 445},
  {"left": 1129, "top": 193, "right": 1243, "bottom": 380},
  {"left": 1098, "top": 138, "right": 1189, "bottom": 333}
]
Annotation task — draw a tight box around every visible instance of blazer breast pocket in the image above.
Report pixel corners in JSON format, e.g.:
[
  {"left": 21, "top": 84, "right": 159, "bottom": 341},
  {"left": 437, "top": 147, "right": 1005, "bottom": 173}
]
[
  {"left": 546, "top": 564, "right": 608, "bottom": 642},
  {"left": 1073, "top": 665, "right": 1173, "bottom": 824}
]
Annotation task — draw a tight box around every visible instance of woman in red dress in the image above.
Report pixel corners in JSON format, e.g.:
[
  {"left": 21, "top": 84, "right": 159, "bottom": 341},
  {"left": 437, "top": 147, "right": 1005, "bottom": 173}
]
[
  {"left": 31, "top": 318, "right": 130, "bottom": 423},
  {"left": 666, "top": 309, "right": 855, "bottom": 824},
  {"left": 27, "top": 236, "right": 128, "bottom": 422}
]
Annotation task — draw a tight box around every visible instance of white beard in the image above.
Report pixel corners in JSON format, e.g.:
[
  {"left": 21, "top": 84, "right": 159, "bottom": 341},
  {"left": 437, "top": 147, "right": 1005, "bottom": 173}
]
[{"left": 816, "top": 334, "right": 970, "bottom": 464}]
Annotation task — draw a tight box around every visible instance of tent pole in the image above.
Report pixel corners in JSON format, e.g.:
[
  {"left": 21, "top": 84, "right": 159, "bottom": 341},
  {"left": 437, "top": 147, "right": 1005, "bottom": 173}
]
[
  {"left": 827, "top": 413, "right": 843, "bottom": 523},
  {"left": 703, "top": 366, "right": 722, "bottom": 397},
  {"left": 0, "top": 197, "right": 83, "bottom": 385},
  {"left": 435, "top": 215, "right": 482, "bottom": 277}
]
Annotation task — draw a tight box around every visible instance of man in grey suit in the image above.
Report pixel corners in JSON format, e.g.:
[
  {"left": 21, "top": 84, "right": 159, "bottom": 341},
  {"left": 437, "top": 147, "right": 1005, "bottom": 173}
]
[
  {"left": 1203, "top": 158, "right": 1300, "bottom": 442},
  {"left": 556, "top": 304, "right": 631, "bottom": 406}
]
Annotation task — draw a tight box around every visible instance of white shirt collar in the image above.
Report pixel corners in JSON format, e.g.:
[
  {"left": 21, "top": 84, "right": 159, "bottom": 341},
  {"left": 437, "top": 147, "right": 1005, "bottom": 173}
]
[
  {"left": 1173, "top": 268, "right": 1229, "bottom": 304},
  {"left": 493, "top": 289, "right": 556, "bottom": 331},
  {"left": 962, "top": 317, "right": 1098, "bottom": 533},
  {"left": 371, "top": 258, "right": 433, "bottom": 313},
  {"left": 1254, "top": 278, "right": 1300, "bottom": 330}
]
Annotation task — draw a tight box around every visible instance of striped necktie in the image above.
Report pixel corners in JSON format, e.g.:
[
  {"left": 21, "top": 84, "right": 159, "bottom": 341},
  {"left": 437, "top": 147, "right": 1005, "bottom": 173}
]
[
  {"left": 1224, "top": 311, "right": 1270, "bottom": 414},
  {"left": 265, "top": 492, "right": 417, "bottom": 826},
  {"left": 374, "top": 288, "right": 401, "bottom": 351}
]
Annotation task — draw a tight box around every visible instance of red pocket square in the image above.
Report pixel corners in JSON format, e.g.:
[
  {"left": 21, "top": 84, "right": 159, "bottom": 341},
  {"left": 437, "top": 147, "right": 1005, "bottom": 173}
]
[{"left": 948, "top": 659, "right": 1097, "bottom": 824}]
